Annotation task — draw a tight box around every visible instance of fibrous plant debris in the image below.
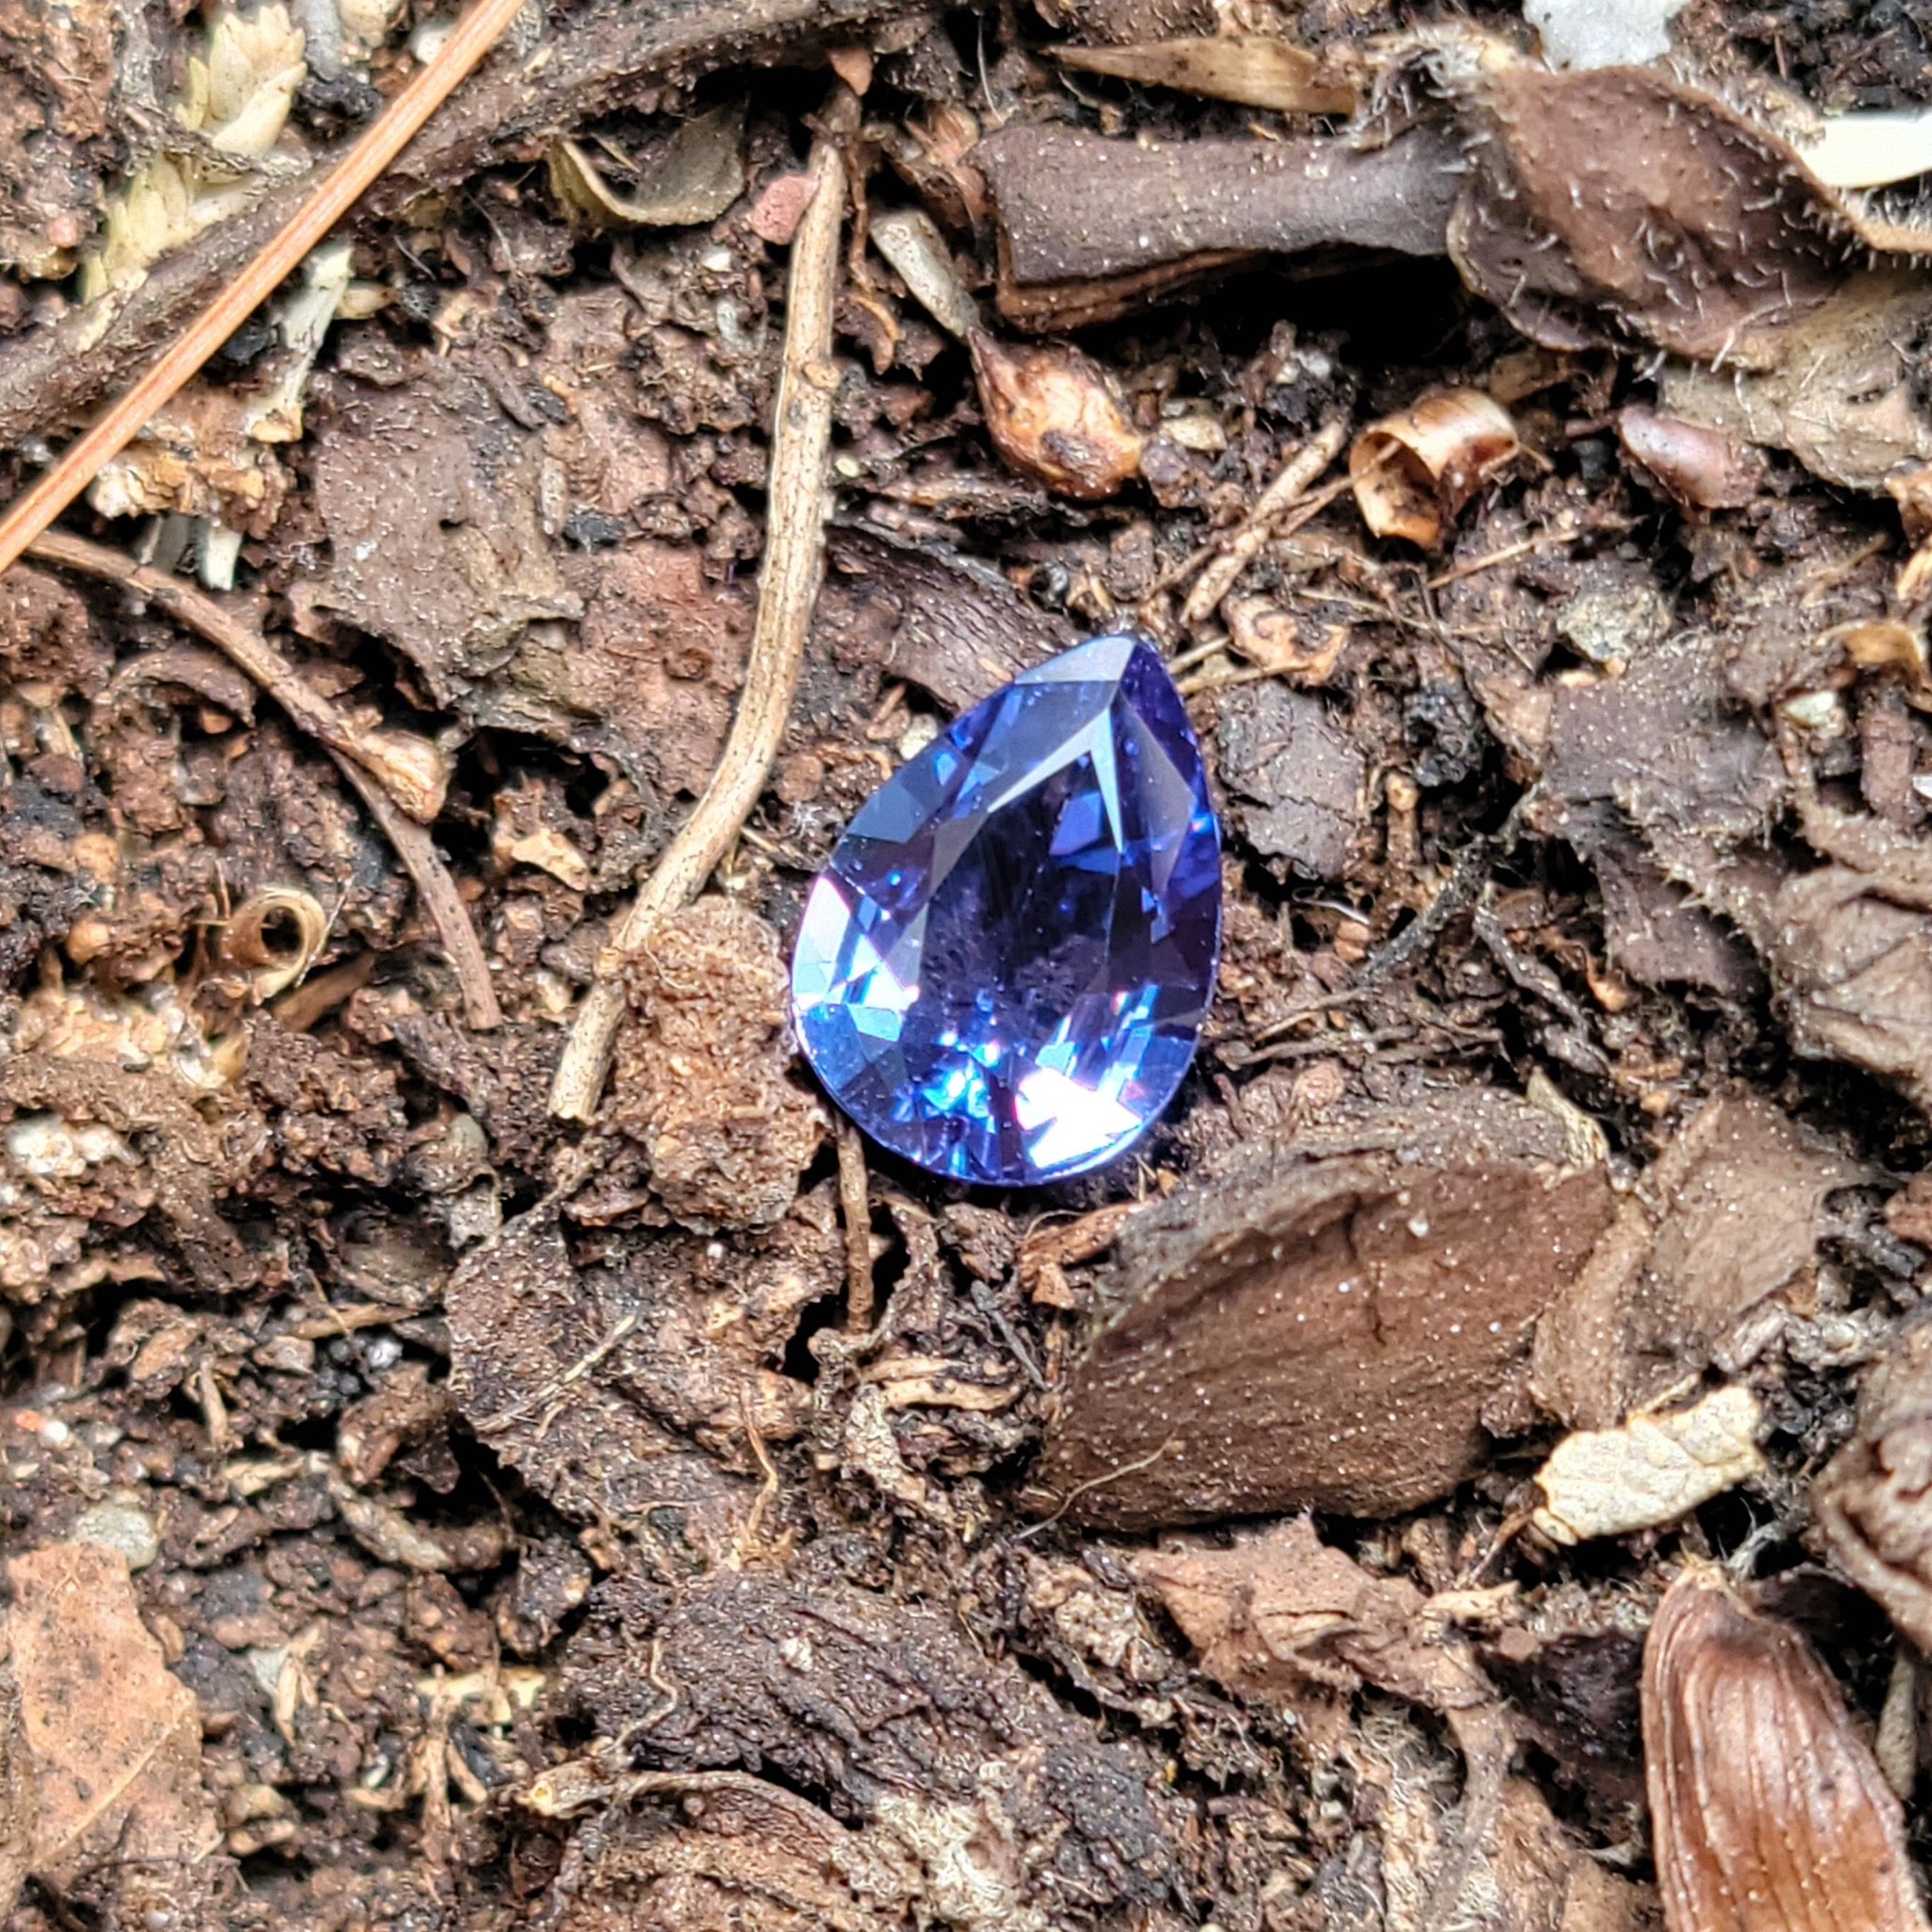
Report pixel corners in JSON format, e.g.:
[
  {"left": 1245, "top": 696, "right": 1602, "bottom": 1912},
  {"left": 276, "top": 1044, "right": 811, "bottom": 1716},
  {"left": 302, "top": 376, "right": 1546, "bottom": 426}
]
[{"left": 7, "top": 0, "right": 1932, "bottom": 1925}]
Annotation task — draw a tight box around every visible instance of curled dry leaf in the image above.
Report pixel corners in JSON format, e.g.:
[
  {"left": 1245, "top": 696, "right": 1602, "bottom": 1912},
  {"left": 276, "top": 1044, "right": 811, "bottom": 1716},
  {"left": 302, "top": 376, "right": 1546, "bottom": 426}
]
[
  {"left": 222, "top": 885, "right": 330, "bottom": 1003},
  {"left": 1351, "top": 390, "right": 1520, "bottom": 548},
  {"left": 1643, "top": 1564, "right": 1932, "bottom": 1932},
  {"left": 1054, "top": 36, "right": 1358, "bottom": 115},
  {"left": 1816, "top": 1314, "right": 1932, "bottom": 1652},
  {"left": 1530, "top": 1384, "right": 1764, "bottom": 1545},
  {"left": 1034, "top": 1090, "right": 1616, "bottom": 1527},
  {"left": 547, "top": 101, "right": 746, "bottom": 232},
  {"left": 967, "top": 330, "right": 1146, "bottom": 500}
]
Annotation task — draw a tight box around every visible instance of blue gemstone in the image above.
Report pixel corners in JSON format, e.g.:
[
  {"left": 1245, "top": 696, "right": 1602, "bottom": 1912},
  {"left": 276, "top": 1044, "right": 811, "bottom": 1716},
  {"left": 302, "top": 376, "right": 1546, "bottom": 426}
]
[{"left": 791, "top": 633, "right": 1222, "bottom": 1185}]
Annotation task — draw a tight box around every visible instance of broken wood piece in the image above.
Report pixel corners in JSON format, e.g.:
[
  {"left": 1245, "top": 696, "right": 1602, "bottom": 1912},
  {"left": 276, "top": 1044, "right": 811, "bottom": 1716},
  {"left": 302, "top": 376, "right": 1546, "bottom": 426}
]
[
  {"left": 26, "top": 530, "right": 502, "bottom": 1031},
  {"left": 974, "top": 120, "right": 1463, "bottom": 326},
  {"left": 0, "top": 0, "right": 535, "bottom": 579},
  {"left": 549, "top": 90, "right": 854, "bottom": 1123},
  {"left": 1053, "top": 35, "right": 1358, "bottom": 115}
]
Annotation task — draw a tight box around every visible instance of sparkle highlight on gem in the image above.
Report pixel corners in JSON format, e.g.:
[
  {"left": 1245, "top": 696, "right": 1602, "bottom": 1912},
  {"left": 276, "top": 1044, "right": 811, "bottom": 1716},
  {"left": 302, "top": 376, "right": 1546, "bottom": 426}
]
[{"left": 791, "top": 633, "right": 1222, "bottom": 1185}]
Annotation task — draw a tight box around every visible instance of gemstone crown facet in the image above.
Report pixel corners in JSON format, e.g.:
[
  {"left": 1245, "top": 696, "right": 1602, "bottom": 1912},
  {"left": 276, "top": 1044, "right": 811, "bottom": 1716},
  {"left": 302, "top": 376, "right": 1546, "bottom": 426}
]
[{"left": 790, "top": 633, "right": 1222, "bottom": 1185}]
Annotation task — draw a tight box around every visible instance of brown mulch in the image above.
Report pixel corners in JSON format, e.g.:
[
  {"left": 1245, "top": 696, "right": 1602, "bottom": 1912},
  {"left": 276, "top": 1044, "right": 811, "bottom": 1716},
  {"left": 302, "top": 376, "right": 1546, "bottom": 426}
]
[{"left": 5, "top": 0, "right": 1932, "bottom": 1925}]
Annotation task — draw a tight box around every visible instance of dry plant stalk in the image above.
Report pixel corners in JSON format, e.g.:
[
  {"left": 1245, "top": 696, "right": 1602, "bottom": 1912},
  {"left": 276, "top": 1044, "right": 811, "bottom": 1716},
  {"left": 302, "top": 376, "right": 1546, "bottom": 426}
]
[
  {"left": 1643, "top": 1564, "right": 1932, "bottom": 1932},
  {"left": 0, "top": 0, "right": 534, "bottom": 579},
  {"left": 549, "top": 91, "right": 853, "bottom": 1123}
]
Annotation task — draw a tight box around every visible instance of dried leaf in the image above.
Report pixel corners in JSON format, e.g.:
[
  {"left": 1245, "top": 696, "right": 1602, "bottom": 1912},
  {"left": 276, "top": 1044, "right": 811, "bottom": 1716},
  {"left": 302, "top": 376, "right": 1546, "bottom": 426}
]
[
  {"left": 1429, "top": 37, "right": 1926, "bottom": 367},
  {"left": 548, "top": 103, "right": 746, "bottom": 232},
  {"left": 1816, "top": 1314, "right": 1932, "bottom": 1652},
  {"left": 0, "top": 1543, "right": 220, "bottom": 1920},
  {"left": 1643, "top": 1566, "right": 1932, "bottom": 1932},
  {"left": 967, "top": 329, "right": 1145, "bottom": 500},
  {"left": 1658, "top": 272, "right": 1932, "bottom": 492},
  {"left": 1531, "top": 1089, "right": 1865, "bottom": 1428},
  {"left": 1351, "top": 389, "right": 1520, "bottom": 548},
  {"left": 1131, "top": 1517, "right": 1490, "bottom": 1714},
  {"left": 1035, "top": 1091, "right": 1617, "bottom": 1526},
  {"left": 1054, "top": 36, "right": 1358, "bottom": 114},
  {"left": 1531, "top": 1384, "right": 1764, "bottom": 1545}
]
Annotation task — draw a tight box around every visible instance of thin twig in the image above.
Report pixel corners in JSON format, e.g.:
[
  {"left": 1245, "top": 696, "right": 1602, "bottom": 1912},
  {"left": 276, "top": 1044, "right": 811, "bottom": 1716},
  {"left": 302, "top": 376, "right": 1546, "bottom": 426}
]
[
  {"left": 331, "top": 755, "right": 503, "bottom": 1030},
  {"left": 549, "top": 90, "right": 854, "bottom": 1122},
  {"left": 1153, "top": 419, "right": 1350, "bottom": 633},
  {"left": 29, "top": 532, "right": 502, "bottom": 1029},
  {"left": 0, "top": 0, "right": 532, "bottom": 578},
  {"left": 836, "top": 1115, "right": 874, "bottom": 1334},
  {"left": 30, "top": 530, "right": 447, "bottom": 819}
]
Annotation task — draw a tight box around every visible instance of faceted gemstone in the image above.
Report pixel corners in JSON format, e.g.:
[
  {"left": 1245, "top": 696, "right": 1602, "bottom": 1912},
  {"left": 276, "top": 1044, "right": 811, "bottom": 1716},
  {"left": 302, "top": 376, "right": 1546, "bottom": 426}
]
[{"left": 791, "top": 633, "right": 1221, "bottom": 1185}]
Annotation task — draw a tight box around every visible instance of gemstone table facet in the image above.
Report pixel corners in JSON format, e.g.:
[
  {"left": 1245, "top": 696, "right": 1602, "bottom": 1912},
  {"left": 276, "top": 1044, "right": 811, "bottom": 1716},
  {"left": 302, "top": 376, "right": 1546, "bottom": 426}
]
[{"left": 791, "top": 633, "right": 1222, "bottom": 1185}]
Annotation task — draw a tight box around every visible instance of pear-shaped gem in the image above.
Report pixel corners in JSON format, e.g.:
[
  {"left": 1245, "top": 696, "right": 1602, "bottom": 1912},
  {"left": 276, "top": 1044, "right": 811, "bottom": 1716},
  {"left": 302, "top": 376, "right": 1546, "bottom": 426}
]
[{"left": 791, "top": 633, "right": 1221, "bottom": 1184}]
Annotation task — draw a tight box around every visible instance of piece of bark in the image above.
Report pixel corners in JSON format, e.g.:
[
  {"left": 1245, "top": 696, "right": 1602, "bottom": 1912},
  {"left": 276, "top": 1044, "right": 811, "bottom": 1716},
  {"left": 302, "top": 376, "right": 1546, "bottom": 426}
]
[
  {"left": 533, "top": 1770, "right": 916, "bottom": 1930},
  {"left": 1215, "top": 682, "right": 1368, "bottom": 881},
  {"left": 1643, "top": 1565, "right": 1932, "bottom": 1932},
  {"left": 1531, "top": 1090, "right": 1864, "bottom": 1430},
  {"left": 824, "top": 525, "right": 1068, "bottom": 710},
  {"left": 448, "top": 1209, "right": 774, "bottom": 1556},
  {"left": 562, "top": 1565, "right": 1180, "bottom": 1926},
  {"left": 1816, "top": 1313, "right": 1932, "bottom": 1653},
  {"left": 609, "top": 899, "right": 824, "bottom": 1231},
  {"left": 1034, "top": 1090, "right": 1617, "bottom": 1526},
  {"left": 1589, "top": 827, "right": 1761, "bottom": 997},
  {"left": 0, "top": 0, "right": 921, "bottom": 447},
  {"left": 0, "top": 1543, "right": 221, "bottom": 1923}
]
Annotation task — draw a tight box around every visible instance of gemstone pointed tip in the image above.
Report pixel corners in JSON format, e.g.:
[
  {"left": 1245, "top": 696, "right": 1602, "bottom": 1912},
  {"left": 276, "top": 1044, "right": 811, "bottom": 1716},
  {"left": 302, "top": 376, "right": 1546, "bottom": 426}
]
[{"left": 791, "top": 636, "right": 1221, "bottom": 1187}]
